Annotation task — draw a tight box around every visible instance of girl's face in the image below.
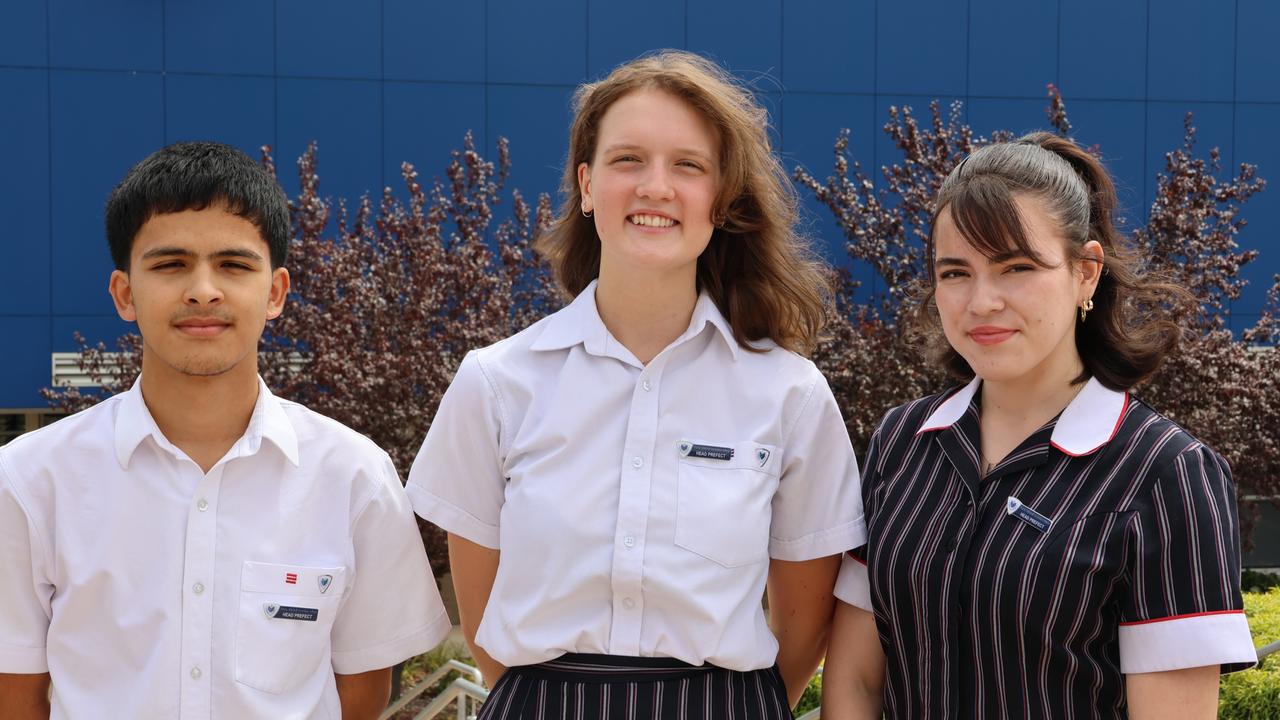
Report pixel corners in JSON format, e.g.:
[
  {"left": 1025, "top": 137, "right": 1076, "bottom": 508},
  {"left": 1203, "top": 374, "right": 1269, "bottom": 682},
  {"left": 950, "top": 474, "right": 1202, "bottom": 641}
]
[
  {"left": 932, "top": 194, "right": 1102, "bottom": 386},
  {"left": 578, "top": 88, "right": 721, "bottom": 283}
]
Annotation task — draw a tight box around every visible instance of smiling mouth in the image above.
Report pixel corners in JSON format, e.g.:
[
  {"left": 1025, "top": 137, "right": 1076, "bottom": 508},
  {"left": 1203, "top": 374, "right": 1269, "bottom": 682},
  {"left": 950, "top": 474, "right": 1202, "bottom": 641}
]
[
  {"left": 969, "top": 328, "right": 1017, "bottom": 346},
  {"left": 627, "top": 213, "right": 678, "bottom": 228},
  {"left": 174, "top": 320, "right": 232, "bottom": 338}
]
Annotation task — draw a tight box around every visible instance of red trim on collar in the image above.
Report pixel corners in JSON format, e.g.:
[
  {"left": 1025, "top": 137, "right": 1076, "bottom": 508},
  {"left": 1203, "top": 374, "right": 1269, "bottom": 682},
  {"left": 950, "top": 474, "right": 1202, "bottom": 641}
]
[
  {"left": 1050, "top": 392, "right": 1129, "bottom": 457},
  {"left": 1118, "top": 609, "right": 1244, "bottom": 627}
]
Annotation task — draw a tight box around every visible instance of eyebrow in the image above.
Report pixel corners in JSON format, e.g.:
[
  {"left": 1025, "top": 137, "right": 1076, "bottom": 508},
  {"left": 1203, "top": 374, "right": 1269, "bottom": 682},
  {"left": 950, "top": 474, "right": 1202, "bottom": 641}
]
[
  {"left": 601, "top": 143, "right": 716, "bottom": 164},
  {"left": 140, "top": 246, "right": 265, "bottom": 262},
  {"left": 935, "top": 251, "right": 1026, "bottom": 268}
]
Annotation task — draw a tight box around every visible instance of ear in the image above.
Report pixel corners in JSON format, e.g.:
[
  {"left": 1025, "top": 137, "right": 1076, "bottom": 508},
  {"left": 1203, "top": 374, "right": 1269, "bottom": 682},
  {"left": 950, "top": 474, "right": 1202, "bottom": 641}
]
[
  {"left": 108, "top": 270, "right": 137, "bottom": 322},
  {"left": 1078, "top": 240, "right": 1105, "bottom": 299},
  {"left": 577, "top": 162, "right": 593, "bottom": 213},
  {"left": 266, "top": 267, "right": 290, "bottom": 320}
]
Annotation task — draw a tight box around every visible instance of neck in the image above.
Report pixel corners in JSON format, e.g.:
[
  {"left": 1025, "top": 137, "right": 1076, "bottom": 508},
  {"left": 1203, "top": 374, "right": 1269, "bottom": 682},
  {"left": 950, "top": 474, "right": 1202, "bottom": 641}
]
[
  {"left": 980, "top": 352, "right": 1086, "bottom": 427},
  {"left": 138, "top": 352, "right": 260, "bottom": 472},
  {"left": 594, "top": 264, "right": 699, "bottom": 365}
]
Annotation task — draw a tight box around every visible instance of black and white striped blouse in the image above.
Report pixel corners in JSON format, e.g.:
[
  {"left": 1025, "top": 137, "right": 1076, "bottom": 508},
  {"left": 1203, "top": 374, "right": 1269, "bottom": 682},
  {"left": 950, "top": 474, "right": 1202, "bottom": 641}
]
[{"left": 835, "top": 376, "right": 1257, "bottom": 719}]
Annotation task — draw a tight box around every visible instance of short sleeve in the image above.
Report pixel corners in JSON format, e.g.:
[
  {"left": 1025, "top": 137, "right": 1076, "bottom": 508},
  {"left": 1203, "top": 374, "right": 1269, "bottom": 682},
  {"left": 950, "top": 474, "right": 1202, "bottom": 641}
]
[
  {"left": 1117, "top": 445, "right": 1257, "bottom": 674},
  {"left": 331, "top": 455, "right": 451, "bottom": 674},
  {"left": 833, "top": 418, "right": 886, "bottom": 611},
  {"left": 768, "top": 372, "right": 866, "bottom": 561},
  {"left": 0, "top": 456, "right": 53, "bottom": 673},
  {"left": 406, "top": 352, "right": 506, "bottom": 549}
]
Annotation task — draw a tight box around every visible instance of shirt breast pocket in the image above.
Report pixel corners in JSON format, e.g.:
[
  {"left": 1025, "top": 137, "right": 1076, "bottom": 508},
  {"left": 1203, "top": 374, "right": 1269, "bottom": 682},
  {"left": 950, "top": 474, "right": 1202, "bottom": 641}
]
[
  {"left": 674, "top": 440, "right": 780, "bottom": 568},
  {"left": 235, "top": 560, "right": 347, "bottom": 694}
]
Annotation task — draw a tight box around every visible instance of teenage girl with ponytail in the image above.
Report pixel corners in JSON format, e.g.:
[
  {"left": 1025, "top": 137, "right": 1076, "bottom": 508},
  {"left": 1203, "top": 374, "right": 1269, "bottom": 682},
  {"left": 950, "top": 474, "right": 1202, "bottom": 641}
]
[{"left": 822, "top": 133, "right": 1257, "bottom": 719}]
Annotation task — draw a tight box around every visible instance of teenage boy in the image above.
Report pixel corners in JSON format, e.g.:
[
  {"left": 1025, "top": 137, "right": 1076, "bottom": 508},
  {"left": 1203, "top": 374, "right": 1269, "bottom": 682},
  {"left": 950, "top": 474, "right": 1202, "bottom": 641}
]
[{"left": 0, "top": 142, "right": 450, "bottom": 719}]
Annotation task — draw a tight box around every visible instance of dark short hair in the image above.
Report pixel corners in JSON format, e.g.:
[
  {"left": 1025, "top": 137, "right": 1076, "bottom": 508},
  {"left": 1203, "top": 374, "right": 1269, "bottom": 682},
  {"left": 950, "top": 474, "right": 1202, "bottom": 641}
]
[{"left": 105, "top": 141, "right": 290, "bottom": 270}]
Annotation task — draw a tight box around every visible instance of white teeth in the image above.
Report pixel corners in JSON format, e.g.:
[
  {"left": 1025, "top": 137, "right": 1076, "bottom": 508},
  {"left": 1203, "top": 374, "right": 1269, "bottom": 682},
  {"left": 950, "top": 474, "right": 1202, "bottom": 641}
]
[{"left": 628, "top": 214, "right": 676, "bottom": 228}]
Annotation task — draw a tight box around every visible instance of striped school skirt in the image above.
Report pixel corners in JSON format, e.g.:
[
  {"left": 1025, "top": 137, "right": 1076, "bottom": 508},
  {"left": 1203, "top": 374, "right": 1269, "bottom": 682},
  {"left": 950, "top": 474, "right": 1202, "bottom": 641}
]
[{"left": 477, "top": 653, "right": 793, "bottom": 720}]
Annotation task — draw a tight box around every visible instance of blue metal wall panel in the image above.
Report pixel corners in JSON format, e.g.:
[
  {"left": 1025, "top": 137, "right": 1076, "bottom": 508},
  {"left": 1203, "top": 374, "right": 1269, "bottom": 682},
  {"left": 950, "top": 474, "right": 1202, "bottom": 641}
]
[
  {"left": 165, "top": 75, "right": 275, "bottom": 156},
  {"left": 1233, "top": 104, "right": 1280, "bottom": 318},
  {"left": 384, "top": 0, "right": 485, "bottom": 83},
  {"left": 968, "top": 0, "right": 1058, "bottom": 98},
  {"left": 687, "top": 0, "right": 782, "bottom": 78},
  {"left": 51, "top": 316, "right": 137, "bottom": 352},
  {"left": 1236, "top": 0, "right": 1280, "bottom": 103},
  {"left": 0, "top": 69, "right": 51, "bottom": 315},
  {"left": 1059, "top": 100, "right": 1147, "bottom": 224},
  {"left": 1058, "top": 0, "right": 1146, "bottom": 100},
  {"left": 49, "top": 70, "right": 164, "bottom": 316},
  {"left": 875, "top": 0, "right": 967, "bottom": 96},
  {"left": 0, "top": 0, "right": 47, "bottom": 67},
  {"left": 781, "top": 91, "right": 876, "bottom": 278},
  {"left": 586, "top": 0, "right": 685, "bottom": 79},
  {"left": 485, "top": 84, "right": 574, "bottom": 208},
  {"left": 164, "top": 0, "right": 274, "bottom": 76},
  {"left": 276, "top": 78, "right": 382, "bottom": 202},
  {"left": 49, "top": 0, "right": 162, "bottom": 71},
  {"left": 966, "top": 97, "right": 1051, "bottom": 139},
  {"left": 783, "top": 0, "right": 875, "bottom": 94},
  {"left": 1147, "top": 0, "right": 1235, "bottom": 102},
  {"left": 277, "top": 0, "right": 381, "bottom": 79},
  {"left": 487, "top": 0, "right": 586, "bottom": 85},
  {"left": 383, "top": 81, "right": 487, "bottom": 191},
  {"left": 0, "top": 317, "right": 50, "bottom": 407}
]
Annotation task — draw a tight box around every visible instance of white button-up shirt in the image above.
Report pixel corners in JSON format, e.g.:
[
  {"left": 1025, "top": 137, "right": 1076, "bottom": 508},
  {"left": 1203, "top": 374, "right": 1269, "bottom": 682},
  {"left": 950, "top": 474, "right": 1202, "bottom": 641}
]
[
  {"left": 0, "top": 378, "right": 451, "bottom": 719},
  {"left": 407, "top": 282, "right": 865, "bottom": 671}
]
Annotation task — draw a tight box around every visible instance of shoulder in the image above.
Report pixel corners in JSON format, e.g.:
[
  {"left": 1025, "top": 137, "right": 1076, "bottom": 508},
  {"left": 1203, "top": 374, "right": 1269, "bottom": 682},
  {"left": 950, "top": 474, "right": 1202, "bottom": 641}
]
[
  {"left": 1113, "top": 398, "right": 1232, "bottom": 491},
  {"left": 877, "top": 386, "right": 962, "bottom": 441},
  {"left": 274, "top": 399, "right": 400, "bottom": 501},
  {"left": 0, "top": 394, "right": 124, "bottom": 481}
]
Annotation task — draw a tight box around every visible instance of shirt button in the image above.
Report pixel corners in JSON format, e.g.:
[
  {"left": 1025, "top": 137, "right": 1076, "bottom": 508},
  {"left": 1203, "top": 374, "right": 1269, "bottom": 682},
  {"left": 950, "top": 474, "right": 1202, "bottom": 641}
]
[
  {"left": 622, "top": 597, "right": 636, "bottom": 610},
  {"left": 642, "top": 379, "right": 652, "bottom": 392},
  {"left": 192, "top": 582, "right": 205, "bottom": 595},
  {"left": 196, "top": 499, "right": 209, "bottom": 512},
  {"left": 623, "top": 535, "right": 636, "bottom": 548},
  {"left": 190, "top": 666, "right": 202, "bottom": 680},
  {"left": 631, "top": 456, "right": 643, "bottom": 469}
]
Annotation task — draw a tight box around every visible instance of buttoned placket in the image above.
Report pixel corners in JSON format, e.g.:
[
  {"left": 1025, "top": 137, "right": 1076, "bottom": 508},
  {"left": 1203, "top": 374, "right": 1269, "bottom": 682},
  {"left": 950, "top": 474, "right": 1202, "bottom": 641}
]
[
  {"left": 605, "top": 349, "right": 672, "bottom": 655},
  {"left": 178, "top": 455, "right": 229, "bottom": 720}
]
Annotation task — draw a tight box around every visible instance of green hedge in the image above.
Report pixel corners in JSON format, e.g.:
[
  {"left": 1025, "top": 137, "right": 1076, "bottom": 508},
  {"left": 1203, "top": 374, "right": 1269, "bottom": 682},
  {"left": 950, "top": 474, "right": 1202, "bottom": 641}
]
[{"left": 1220, "top": 587, "right": 1280, "bottom": 719}]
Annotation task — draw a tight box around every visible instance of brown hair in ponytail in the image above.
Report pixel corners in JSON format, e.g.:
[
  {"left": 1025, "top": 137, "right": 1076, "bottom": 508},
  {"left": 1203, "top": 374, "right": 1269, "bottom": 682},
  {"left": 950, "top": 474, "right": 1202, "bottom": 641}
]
[{"left": 912, "top": 131, "right": 1191, "bottom": 390}]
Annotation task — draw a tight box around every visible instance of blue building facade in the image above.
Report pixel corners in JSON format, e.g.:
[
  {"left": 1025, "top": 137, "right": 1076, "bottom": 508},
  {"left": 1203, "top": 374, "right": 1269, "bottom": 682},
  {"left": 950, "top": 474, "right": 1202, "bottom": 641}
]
[{"left": 2, "top": 1, "right": 1277, "bottom": 425}]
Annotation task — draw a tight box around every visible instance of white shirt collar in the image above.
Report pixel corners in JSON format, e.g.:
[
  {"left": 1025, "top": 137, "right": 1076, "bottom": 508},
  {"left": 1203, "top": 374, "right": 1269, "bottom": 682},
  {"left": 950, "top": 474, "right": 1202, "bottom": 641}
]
[
  {"left": 917, "top": 376, "right": 1129, "bottom": 457},
  {"left": 114, "top": 375, "right": 300, "bottom": 469},
  {"left": 529, "top": 280, "right": 740, "bottom": 361}
]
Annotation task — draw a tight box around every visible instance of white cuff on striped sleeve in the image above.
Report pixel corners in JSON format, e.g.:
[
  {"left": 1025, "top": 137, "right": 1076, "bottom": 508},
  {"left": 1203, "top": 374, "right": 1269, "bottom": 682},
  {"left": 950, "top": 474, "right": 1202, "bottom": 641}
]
[
  {"left": 833, "top": 552, "right": 872, "bottom": 611},
  {"left": 1118, "top": 611, "right": 1257, "bottom": 674}
]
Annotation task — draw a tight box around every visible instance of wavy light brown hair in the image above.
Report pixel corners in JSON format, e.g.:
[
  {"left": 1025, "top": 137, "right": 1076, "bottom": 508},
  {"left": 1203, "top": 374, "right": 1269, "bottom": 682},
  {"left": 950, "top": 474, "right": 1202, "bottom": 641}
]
[
  {"left": 913, "top": 132, "right": 1191, "bottom": 390},
  {"left": 536, "top": 50, "right": 829, "bottom": 355}
]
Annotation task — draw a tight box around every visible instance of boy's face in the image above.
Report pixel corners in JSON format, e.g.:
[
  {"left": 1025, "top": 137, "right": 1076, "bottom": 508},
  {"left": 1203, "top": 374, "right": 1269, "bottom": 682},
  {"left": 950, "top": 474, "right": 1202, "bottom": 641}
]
[{"left": 108, "top": 204, "right": 288, "bottom": 378}]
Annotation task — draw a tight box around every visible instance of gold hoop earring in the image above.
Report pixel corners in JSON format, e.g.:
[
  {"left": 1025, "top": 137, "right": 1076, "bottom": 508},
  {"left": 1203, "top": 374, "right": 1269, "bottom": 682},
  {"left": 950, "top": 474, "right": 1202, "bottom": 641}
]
[{"left": 1079, "top": 298, "right": 1094, "bottom": 323}]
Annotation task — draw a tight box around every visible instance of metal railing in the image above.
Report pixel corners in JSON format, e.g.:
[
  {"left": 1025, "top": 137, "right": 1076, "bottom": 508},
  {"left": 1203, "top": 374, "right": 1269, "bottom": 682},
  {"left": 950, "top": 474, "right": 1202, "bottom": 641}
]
[{"left": 379, "top": 659, "right": 487, "bottom": 720}]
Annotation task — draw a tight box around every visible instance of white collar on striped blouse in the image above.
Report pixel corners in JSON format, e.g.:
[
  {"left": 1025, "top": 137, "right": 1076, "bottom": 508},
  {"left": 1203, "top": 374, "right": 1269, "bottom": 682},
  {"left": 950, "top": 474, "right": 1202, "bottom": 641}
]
[{"left": 917, "top": 376, "right": 1130, "bottom": 457}]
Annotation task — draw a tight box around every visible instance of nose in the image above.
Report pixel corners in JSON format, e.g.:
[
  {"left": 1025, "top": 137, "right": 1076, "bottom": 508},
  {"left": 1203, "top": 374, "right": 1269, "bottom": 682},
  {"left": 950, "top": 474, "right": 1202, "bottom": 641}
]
[
  {"left": 183, "top": 266, "right": 224, "bottom": 306},
  {"left": 967, "top": 275, "right": 1004, "bottom": 315},
  {"left": 636, "top": 164, "right": 675, "bottom": 201}
]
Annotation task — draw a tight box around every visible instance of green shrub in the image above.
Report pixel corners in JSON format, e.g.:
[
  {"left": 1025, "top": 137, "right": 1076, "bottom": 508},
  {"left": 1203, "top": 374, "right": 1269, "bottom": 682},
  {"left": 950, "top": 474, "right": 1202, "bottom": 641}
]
[
  {"left": 1242, "top": 569, "right": 1280, "bottom": 594},
  {"left": 1219, "top": 588, "right": 1280, "bottom": 719},
  {"left": 795, "top": 670, "right": 822, "bottom": 716}
]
